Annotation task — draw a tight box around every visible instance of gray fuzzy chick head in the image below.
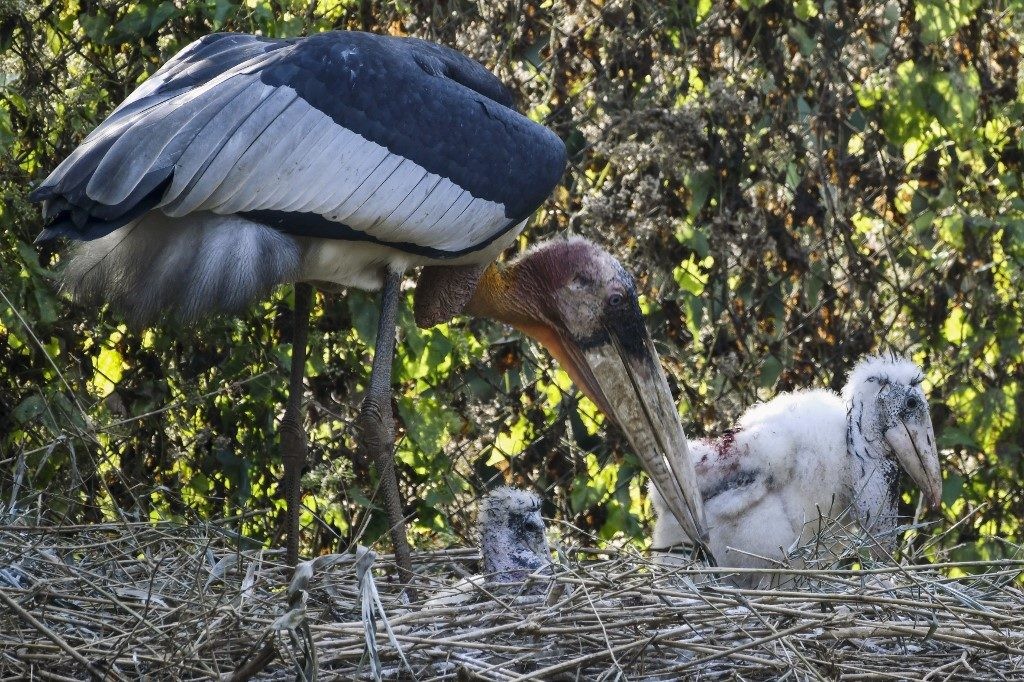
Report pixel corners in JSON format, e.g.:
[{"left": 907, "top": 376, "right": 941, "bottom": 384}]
[{"left": 479, "top": 487, "right": 552, "bottom": 582}]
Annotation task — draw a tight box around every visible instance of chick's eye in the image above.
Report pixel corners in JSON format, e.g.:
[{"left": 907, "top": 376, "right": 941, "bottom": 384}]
[{"left": 607, "top": 293, "right": 624, "bottom": 308}]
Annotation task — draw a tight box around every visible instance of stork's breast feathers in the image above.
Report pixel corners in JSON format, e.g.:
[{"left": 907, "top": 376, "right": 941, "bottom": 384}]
[{"left": 31, "top": 31, "right": 566, "bottom": 259}]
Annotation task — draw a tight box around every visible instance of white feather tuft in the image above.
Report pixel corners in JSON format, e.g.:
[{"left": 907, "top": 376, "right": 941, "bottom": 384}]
[
  {"left": 479, "top": 487, "right": 543, "bottom": 528},
  {"left": 61, "top": 212, "right": 301, "bottom": 327},
  {"left": 841, "top": 354, "right": 924, "bottom": 404}
]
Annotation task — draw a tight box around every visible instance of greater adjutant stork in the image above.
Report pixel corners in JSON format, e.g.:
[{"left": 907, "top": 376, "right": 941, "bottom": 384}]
[
  {"left": 651, "top": 355, "right": 941, "bottom": 584},
  {"left": 30, "top": 31, "right": 708, "bottom": 576}
]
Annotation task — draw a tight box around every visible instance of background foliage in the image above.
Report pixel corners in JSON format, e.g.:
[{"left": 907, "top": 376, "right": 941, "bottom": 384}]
[{"left": 1, "top": 0, "right": 1021, "bottom": 565}]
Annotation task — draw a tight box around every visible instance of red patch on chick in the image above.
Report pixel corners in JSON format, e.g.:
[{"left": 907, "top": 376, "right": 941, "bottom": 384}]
[{"left": 696, "top": 428, "right": 740, "bottom": 474}]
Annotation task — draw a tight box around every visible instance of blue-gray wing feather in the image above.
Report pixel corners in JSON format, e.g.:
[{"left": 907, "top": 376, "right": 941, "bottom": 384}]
[{"left": 31, "top": 31, "right": 566, "bottom": 255}]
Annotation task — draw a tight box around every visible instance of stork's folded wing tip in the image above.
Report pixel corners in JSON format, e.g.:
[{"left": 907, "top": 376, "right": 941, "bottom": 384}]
[{"left": 34, "top": 225, "right": 67, "bottom": 244}]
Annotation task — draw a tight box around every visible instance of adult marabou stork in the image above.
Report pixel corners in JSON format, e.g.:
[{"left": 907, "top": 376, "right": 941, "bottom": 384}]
[
  {"left": 30, "top": 31, "right": 708, "bottom": 576},
  {"left": 651, "top": 355, "right": 941, "bottom": 585}
]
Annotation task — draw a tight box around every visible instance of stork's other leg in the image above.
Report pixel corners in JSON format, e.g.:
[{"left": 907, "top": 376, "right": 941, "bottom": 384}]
[
  {"left": 282, "top": 283, "right": 312, "bottom": 566},
  {"left": 358, "top": 268, "right": 415, "bottom": 586}
]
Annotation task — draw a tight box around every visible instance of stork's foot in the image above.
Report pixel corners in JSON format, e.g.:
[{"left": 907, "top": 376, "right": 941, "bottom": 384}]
[
  {"left": 359, "top": 382, "right": 415, "bottom": 590},
  {"left": 357, "top": 392, "right": 394, "bottom": 455},
  {"left": 281, "top": 416, "right": 308, "bottom": 566}
]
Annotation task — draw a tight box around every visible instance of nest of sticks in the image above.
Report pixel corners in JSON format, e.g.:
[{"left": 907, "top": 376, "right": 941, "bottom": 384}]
[{"left": 1, "top": 518, "right": 1022, "bottom": 681}]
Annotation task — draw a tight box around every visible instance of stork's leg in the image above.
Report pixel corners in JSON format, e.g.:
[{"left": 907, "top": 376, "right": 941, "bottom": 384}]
[
  {"left": 358, "top": 268, "right": 415, "bottom": 586},
  {"left": 282, "top": 283, "right": 312, "bottom": 566}
]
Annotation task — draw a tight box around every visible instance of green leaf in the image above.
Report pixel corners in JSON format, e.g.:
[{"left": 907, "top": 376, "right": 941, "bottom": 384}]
[
  {"left": 112, "top": 7, "right": 150, "bottom": 41},
  {"left": 915, "top": 0, "right": 980, "bottom": 44},
  {"left": 759, "top": 356, "right": 782, "bottom": 389},
  {"left": 684, "top": 170, "right": 713, "bottom": 217},
  {"left": 216, "top": 449, "right": 251, "bottom": 501},
  {"left": 78, "top": 13, "right": 111, "bottom": 44},
  {"left": 51, "top": 392, "right": 86, "bottom": 431},
  {"left": 149, "top": 2, "right": 178, "bottom": 33},
  {"left": 32, "top": 286, "right": 58, "bottom": 325},
  {"left": 348, "top": 291, "right": 379, "bottom": 346},
  {"left": 692, "top": 0, "right": 713, "bottom": 22},
  {"left": 0, "top": 105, "right": 13, "bottom": 154},
  {"left": 793, "top": 0, "right": 819, "bottom": 21},
  {"left": 17, "top": 241, "right": 48, "bottom": 277},
  {"left": 938, "top": 425, "right": 976, "bottom": 449},
  {"left": 213, "top": 0, "right": 239, "bottom": 26},
  {"left": 110, "top": 2, "right": 179, "bottom": 43},
  {"left": 396, "top": 395, "right": 459, "bottom": 454},
  {"left": 673, "top": 255, "right": 713, "bottom": 296},
  {"left": 12, "top": 394, "right": 45, "bottom": 425},
  {"left": 570, "top": 475, "right": 595, "bottom": 513},
  {"left": 189, "top": 472, "right": 213, "bottom": 495},
  {"left": 675, "top": 223, "right": 710, "bottom": 258},
  {"left": 942, "top": 473, "right": 964, "bottom": 506}
]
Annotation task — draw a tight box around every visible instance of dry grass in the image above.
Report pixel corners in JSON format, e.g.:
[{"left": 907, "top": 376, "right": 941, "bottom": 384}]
[{"left": 1, "top": 519, "right": 1022, "bottom": 681}]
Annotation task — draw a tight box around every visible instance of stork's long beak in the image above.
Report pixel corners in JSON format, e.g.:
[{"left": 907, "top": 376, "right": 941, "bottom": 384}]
[
  {"left": 548, "top": 326, "right": 711, "bottom": 552},
  {"left": 885, "top": 419, "right": 942, "bottom": 512}
]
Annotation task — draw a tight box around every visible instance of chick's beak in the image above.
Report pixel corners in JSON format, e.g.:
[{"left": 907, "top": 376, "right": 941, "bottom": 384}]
[
  {"left": 885, "top": 419, "right": 942, "bottom": 512},
  {"left": 542, "top": 325, "right": 710, "bottom": 552}
]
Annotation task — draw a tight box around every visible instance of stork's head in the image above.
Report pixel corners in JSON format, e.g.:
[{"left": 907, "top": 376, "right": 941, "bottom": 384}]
[
  {"left": 466, "top": 237, "right": 709, "bottom": 549},
  {"left": 843, "top": 355, "right": 942, "bottom": 511},
  {"left": 479, "top": 487, "right": 551, "bottom": 582}
]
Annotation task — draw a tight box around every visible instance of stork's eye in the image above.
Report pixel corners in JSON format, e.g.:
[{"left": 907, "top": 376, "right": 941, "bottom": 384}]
[{"left": 905, "top": 395, "right": 921, "bottom": 411}]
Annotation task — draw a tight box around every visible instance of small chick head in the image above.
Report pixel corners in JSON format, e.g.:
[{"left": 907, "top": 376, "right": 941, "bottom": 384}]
[{"left": 479, "top": 487, "right": 552, "bottom": 582}]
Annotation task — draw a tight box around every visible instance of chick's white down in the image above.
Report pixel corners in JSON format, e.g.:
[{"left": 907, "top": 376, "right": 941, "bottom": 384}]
[{"left": 652, "top": 355, "right": 940, "bottom": 585}]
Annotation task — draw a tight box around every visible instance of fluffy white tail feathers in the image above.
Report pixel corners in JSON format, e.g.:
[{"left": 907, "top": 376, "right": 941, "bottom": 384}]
[{"left": 61, "top": 212, "right": 301, "bottom": 327}]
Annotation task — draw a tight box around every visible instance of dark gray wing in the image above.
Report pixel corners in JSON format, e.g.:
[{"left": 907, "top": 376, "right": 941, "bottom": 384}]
[{"left": 31, "top": 31, "right": 566, "bottom": 258}]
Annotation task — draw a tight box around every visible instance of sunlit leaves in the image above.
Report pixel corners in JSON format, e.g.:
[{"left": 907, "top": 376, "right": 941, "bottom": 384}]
[
  {"left": 78, "top": 2, "right": 180, "bottom": 45},
  {"left": 871, "top": 61, "right": 982, "bottom": 147},
  {"left": 914, "top": 0, "right": 981, "bottom": 45},
  {"left": 489, "top": 414, "right": 531, "bottom": 468},
  {"left": 0, "top": 105, "right": 13, "bottom": 156},
  {"left": 684, "top": 170, "right": 714, "bottom": 217},
  {"left": 673, "top": 254, "right": 713, "bottom": 296},
  {"left": 396, "top": 394, "right": 459, "bottom": 459},
  {"left": 570, "top": 453, "right": 614, "bottom": 514},
  {"left": 793, "top": 0, "right": 819, "bottom": 22},
  {"left": 92, "top": 344, "right": 125, "bottom": 397},
  {"left": 346, "top": 289, "right": 379, "bottom": 346},
  {"left": 691, "top": 0, "right": 713, "bottom": 23}
]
